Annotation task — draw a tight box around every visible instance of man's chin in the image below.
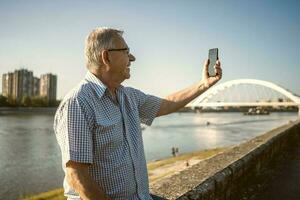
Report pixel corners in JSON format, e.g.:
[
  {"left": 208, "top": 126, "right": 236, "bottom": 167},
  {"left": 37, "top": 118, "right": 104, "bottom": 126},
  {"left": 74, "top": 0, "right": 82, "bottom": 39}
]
[
  {"left": 124, "top": 72, "right": 130, "bottom": 79},
  {"left": 124, "top": 68, "right": 130, "bottom": 79},
  {"left": 125, "top": 74, "right": 131, "bottom": 79}
]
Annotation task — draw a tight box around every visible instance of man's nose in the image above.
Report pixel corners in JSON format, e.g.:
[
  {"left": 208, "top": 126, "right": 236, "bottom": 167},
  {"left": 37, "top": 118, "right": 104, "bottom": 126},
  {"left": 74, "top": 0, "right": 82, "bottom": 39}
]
[{"left": 129, "top": 54, "right": 136, "bottom": 62}]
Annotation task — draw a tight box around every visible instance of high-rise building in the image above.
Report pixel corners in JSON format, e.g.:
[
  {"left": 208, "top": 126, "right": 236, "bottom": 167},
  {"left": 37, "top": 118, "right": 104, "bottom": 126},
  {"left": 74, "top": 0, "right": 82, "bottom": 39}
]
[
  {"left": 40, "top": 73, "right": 57, "bottom": 103},
  {"left": 2, "top": 69, "right": 57, "bottom": 105},
  {"left": 12, "top": 69, "right": 34, "bottom": 103},
  {"left": 33, "top": 77, "right": 40, "bottom": 96},
  {"left": 2, "top": 72, "right": 14, "bottom": 98}
]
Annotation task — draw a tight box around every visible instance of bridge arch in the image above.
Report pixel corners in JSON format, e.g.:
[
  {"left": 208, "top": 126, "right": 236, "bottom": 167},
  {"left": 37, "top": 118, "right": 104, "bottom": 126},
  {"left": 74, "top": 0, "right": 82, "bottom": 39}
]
[{"left": 188, "top": 79, "right": 300, "bottom": 107}]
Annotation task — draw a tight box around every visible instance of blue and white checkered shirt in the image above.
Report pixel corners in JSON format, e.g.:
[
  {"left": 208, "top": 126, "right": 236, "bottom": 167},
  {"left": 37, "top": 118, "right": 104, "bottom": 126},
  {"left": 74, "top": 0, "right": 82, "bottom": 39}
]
[{"left": 54, "top": 71, "right": 162, "bottom": 200}]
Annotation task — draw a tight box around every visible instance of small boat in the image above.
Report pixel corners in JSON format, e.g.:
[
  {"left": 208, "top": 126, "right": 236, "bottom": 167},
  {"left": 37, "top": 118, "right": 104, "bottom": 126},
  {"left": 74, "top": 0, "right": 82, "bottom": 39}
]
[{"left": 244, "top": 107, "right": 270, "bottom": 115}]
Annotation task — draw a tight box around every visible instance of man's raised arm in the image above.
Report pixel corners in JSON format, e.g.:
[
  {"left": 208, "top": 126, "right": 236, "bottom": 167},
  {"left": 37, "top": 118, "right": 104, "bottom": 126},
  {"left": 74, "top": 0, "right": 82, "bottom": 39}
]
[{"left": 157, "top": 59, "right": 222, "bottom": 117}]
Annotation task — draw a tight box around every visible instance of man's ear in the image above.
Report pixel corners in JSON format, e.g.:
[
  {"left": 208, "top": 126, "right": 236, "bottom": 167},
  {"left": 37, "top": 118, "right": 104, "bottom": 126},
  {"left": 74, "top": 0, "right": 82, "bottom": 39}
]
[{"left": 101, "top": 50, "right": 110, "bottom": 67}]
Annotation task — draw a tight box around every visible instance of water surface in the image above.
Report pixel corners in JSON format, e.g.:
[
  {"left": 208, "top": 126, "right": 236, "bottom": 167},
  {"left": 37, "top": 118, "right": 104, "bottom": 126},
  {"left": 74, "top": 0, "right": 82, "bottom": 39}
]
[{"left": 0, "top": 112, "right": 297, "bottom": 199}]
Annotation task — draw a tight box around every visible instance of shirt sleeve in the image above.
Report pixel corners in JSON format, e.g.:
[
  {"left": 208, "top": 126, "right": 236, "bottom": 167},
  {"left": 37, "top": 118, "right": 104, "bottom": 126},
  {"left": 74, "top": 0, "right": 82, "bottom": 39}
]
[
  {"left": 54, "top": 97, "right": 93, "bottom": 166},
  {"left": 128, "top": 87, "right": 162, "bottom": 126}
]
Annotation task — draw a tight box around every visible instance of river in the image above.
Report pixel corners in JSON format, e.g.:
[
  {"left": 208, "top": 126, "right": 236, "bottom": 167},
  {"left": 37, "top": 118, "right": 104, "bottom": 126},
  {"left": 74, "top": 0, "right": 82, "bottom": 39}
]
[{"left": 0, "top": 112, "right": 298, "bottom": 200}]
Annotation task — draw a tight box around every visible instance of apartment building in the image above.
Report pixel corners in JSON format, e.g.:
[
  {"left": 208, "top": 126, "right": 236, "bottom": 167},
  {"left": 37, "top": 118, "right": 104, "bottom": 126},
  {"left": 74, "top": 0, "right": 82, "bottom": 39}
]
[{"left": 40, "top": 73, "right": 57, "bottom": 103}]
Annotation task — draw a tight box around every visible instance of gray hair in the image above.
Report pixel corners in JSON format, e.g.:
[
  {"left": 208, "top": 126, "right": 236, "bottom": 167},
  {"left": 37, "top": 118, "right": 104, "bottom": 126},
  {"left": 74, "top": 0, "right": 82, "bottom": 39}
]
[{"left": 85, "top": 27, "right": 123, "bottom": 69}]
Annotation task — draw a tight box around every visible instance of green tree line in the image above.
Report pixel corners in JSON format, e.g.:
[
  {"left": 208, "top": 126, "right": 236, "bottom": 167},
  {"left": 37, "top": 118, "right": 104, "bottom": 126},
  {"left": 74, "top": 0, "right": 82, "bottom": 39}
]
[{"left": 0, "top": 95, "right": 60, "bottom": 107}]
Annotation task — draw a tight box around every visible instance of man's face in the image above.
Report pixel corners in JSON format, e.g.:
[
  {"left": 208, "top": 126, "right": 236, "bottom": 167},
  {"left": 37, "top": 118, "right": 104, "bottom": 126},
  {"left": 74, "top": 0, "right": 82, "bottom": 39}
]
[{"left": 107, "top": 36, "right": 135, "bottom": 81}]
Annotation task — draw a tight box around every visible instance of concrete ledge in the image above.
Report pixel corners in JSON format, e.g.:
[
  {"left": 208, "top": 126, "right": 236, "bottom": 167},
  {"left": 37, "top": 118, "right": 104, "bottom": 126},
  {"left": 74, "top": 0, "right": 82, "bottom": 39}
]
[{"left": 150, "top": 120, "right": 300, "bottom": 200}]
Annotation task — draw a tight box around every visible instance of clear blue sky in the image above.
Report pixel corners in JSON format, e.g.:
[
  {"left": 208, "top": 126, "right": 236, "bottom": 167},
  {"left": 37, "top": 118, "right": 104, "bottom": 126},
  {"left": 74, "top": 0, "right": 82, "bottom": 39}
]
[{"left": 0, "top": 0, "right": 299, "bottom": 99}]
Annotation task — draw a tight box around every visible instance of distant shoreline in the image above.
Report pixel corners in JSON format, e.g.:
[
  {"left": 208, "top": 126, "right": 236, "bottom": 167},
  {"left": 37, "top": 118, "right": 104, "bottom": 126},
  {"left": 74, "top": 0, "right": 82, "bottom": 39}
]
[
  {"left": 0, "top": 107, "right": 57, "bottom": 115},
  {"left": 0, "top": 107, "right": 297, "bottom": 115}
]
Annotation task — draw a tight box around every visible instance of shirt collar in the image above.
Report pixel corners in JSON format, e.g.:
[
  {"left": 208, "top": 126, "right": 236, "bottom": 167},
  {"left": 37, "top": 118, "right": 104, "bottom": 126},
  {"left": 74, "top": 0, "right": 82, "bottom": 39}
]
[
  {"left": 84, "top": 71, "right": 125, "bottom": 98},
  {"left": 85, "top": 71, "right": 107, "bottom": 98}
]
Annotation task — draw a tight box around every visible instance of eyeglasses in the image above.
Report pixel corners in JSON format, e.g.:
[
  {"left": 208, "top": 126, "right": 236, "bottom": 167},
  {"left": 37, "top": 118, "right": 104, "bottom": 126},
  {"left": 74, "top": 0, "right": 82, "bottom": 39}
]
[{"left": 107, "top": 48, "right": 130, "bottom": 53}]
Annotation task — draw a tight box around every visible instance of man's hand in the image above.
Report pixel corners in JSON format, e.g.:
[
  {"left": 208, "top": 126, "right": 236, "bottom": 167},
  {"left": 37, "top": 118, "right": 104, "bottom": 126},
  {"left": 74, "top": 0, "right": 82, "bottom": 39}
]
[
  {"left": 201, "top": 59, "right": 222, "bottom": 88},
  {"left": 156, "top": 59, "right": 223, "bottom": 117}
]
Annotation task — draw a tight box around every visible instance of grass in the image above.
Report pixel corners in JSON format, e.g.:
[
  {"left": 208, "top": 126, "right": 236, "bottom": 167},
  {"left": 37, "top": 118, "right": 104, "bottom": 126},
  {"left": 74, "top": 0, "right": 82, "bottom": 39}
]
[
  {"left": 20, "top": 147, "right": 228, "bottom": 200},
  {"left": 20, "top": 188, "right": 65, "bottom": 200},
  {"left": 147, "top": 147, "right": 227, "bottom": 171},
  {"left": 147, "top": 147, "right": 228, "bottom": 183}
]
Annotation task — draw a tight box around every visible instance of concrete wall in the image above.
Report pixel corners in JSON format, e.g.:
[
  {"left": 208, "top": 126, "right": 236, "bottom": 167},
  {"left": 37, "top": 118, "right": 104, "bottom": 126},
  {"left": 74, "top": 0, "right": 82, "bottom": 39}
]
[{"left": 150, "top": 120, "right": 300, "bottom": 200}]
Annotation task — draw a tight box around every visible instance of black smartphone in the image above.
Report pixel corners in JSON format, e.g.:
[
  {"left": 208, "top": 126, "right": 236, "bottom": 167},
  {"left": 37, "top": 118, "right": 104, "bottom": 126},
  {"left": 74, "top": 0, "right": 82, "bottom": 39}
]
[{"left": 208, "top": 48, "right": 219, "bottom": 76}]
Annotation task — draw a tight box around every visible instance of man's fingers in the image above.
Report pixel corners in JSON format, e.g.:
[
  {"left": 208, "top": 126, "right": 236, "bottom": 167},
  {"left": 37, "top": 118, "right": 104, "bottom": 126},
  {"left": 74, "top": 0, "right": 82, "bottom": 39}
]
[
  {"left": 203, "top": 59, "right": 222, "bottom": 79},
  {"left": 205, "top": 59, "right": 210, "bottom": 68},
  {"left": 215, "top": 66, "right": 222, "bottom": 78},
  {"left": 214, "top": 60, "right": 222, "bottom": 76},
  {"left": 214, "top": 60, "right": 221, "bottom": 71},
  {"left": 203, "top": 59, "right": 210, "bottom": 77},
  {"left": 204, "top": 59, "right": 210, "bottom": 71}
]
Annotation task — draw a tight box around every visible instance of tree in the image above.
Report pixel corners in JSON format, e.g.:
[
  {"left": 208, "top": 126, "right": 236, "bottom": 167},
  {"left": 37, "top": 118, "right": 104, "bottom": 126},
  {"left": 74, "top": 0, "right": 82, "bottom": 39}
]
[
  {"left": 49, "top": 99, "right": 61, "bottom": 107},
  {"left": 31, "top": 96, "right": 48, "bottom": 107},
  {"left": 0, "top": 95, "right": 9, "bottom": 106},
  {"left": 7, "top": 96, "right": 16, "bottom": 106},
  {"left": 21, "top": 96, "right": 32, "bottom": 107}
]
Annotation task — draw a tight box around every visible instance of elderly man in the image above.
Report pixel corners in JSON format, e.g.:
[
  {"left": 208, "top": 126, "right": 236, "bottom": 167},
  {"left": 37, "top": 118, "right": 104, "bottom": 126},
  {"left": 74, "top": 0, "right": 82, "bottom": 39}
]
[{"left": 54, "top": 27, "right": 222, "bottom": 200}]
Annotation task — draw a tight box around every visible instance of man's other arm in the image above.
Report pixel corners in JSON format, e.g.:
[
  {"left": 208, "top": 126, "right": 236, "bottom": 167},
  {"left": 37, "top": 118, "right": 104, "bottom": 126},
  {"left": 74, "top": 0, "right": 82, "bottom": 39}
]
[
  {"left": 157, "top": 59, "right": 222, "bottom": 117},
  {"left": 66, "top": 161, "right": 111, "bottom": 200}
]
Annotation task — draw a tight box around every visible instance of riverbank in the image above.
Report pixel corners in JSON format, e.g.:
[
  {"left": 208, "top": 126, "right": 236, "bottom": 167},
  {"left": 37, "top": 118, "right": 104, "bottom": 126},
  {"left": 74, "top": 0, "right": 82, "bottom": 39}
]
[
  {"left": 3, "top": 112, "right": 296, "bottom": 200},
  {"left": 0, "top": 107, "right": 57, "bottom": 115},
  {"left": 21, "top": 147, "right": 228, "bottom": 200}
]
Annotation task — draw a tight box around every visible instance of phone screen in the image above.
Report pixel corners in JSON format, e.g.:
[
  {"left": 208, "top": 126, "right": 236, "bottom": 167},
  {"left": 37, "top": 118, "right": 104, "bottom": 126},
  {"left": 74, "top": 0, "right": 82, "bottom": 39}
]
[{"left": 208, "top": 48, "right": 218, "bottom": 76}]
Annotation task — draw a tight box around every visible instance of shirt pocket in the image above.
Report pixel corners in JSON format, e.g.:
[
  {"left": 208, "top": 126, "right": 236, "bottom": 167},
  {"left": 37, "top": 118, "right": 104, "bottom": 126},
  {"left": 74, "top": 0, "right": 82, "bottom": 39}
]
[{"left": 93, "top": 113, "right": 124, "bottom": 159}]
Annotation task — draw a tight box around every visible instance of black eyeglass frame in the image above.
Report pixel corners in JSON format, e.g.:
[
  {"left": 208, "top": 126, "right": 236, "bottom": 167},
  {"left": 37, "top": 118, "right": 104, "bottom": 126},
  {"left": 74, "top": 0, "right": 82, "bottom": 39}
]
[{"left": 107, "top": 48, "right": 130, "bottom": 52}]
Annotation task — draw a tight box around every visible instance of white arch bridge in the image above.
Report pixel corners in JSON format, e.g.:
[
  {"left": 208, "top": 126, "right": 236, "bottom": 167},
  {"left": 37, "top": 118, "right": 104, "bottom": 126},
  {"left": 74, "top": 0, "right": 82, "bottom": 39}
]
[{"left": 187, "top": 79, "right": 300, "bottom": 115}]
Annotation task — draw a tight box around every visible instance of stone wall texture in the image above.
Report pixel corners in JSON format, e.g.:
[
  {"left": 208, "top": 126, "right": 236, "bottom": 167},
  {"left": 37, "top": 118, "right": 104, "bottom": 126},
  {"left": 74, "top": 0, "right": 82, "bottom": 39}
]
[{"left": 150, "top": 120, "right": 300, "bottom": 200}]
